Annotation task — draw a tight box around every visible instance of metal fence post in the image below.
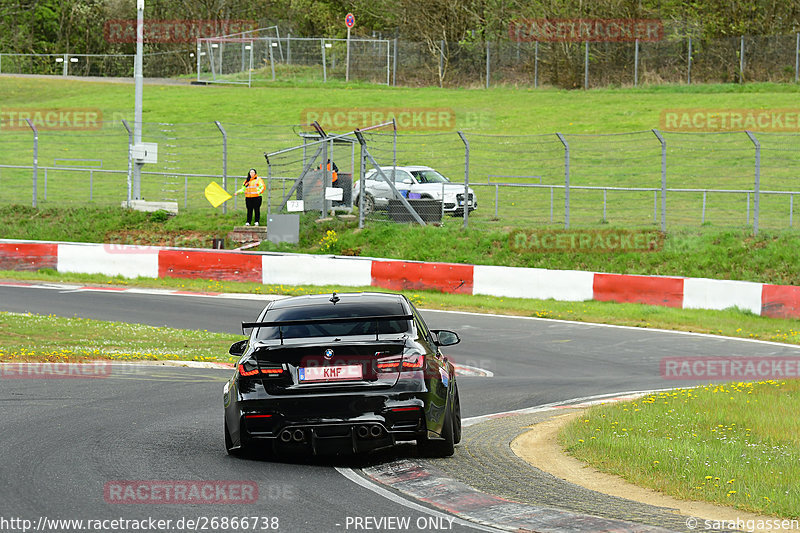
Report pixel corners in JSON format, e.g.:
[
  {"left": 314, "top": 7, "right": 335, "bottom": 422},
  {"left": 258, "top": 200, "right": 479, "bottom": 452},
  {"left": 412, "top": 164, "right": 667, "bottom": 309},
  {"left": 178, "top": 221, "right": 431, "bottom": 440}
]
[
  {"left": 214, "top": 120, "right": 228, "bottom": 214},
  {"left": 634, "top": 38, "right": 639, "bottom": 87},
  {"left": 267, "top": 159, "right": 272, "bottom": 217},
  {"left": 457, "top": 131, "right": 470, "bottom": 228},
  {"left": 796, "top": 32, "right": 799, "bottom": 83},
  {"left": 268, "top": 38, "right": 276, "bottom": 81},
  {"left": 556, "top": 133, "right": 569, "bottom": 228},
  {"left": 745, "top": 130, "right": 760, "bottom": 236},
  {"left": 321, "top": 39, "right": 327, "bottom": 82},
  {"left": 287, "top": 33, "right": 292, "bottom": 64},
  {"left": 747, "top": 192, "right": 751, "bottom": 224},
  {"left": 584, "top": 42, "right": 589, "bottom": 89},
  {"left": 534, "top": 42, "right": 539, "bottom": 88},
  {"left": 25, "top": 118, "right": 38, "bottom": 208},
  {"left": 392, "top": 37, "right": 398, "bottom": 86},
  {"left": 652, "top": 129, "right": 666, "bottom": 231},
  {"left": 358, "top": 142, "right": 366, "bottom": 228},
  {"left": 439, "top": 40, "right": 444, "bottom": 88},
  {"left": 196, "top": 41, "right": 201, "bottom": 81},
  {"left": 485, "top": 41, "right": 490, "bottom": 89},
  {"left": 122, "top": 120, "right": 133, "bottom": 207},
  {"left": 321, "top": 140, "right": 328, "bottom": 218},
  {"left": 702, "top": 191, "right": 706, "bottom": 223},
  {"left": 739, "top": 35, "right": 745, "bottom": 82},
  {"left": 687, "top": 37, "right": 692, "bottom": 84}
]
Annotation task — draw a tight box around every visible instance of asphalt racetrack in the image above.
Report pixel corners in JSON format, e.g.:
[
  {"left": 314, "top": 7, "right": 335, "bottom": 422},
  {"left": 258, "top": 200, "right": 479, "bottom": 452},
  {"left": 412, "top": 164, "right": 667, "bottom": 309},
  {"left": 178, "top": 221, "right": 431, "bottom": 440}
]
[{"left": 2, "top": 284, "right": 798, "bottom": 532}]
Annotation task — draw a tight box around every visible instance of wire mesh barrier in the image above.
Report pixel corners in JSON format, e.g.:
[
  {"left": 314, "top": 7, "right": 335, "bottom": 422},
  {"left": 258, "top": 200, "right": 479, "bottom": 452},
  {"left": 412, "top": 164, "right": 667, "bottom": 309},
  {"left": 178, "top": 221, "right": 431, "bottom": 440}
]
[
  {"left": 0, "top": 51, "right": 193, "bottom": 78},
  {"left": 4, "top": 29, "right": 799, "bottom": 87},
  {"left": 2, "top": 121, "right": 800, "bottom": 234},
  {"left": 197, "top": 34, "right": 391, "bottom": 86}
]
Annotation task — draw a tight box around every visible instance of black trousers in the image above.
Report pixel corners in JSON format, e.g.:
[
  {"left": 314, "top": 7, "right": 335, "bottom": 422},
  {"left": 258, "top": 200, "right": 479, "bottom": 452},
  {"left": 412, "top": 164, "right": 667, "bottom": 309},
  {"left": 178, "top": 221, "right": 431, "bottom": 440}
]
[{"left": 245, "top": 196, "right": 262, "bottom": 224}]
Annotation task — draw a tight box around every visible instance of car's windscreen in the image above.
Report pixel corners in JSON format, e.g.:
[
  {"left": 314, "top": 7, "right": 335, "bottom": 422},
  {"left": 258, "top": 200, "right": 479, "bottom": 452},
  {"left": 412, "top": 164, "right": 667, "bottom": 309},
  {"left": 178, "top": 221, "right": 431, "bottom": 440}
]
[
  {"left": 254, "top": 302, "right": 411, "bottom": 340},
  {"left": 410, "top": 169, "right": 449, "bottom": 184}
]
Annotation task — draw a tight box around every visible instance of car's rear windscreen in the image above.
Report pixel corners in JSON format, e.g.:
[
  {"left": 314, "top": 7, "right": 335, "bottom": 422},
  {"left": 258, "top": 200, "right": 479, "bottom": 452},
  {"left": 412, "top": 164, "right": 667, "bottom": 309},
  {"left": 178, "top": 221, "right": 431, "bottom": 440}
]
[{"left": 254, "top": 302, "right": 411, "bottom": 340}]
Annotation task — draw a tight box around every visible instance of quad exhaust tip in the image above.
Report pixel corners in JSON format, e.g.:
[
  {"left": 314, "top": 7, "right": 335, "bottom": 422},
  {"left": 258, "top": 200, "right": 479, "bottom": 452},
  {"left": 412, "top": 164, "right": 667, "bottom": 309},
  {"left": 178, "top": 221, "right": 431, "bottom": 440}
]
[{"left": 356, "top": 425, "right": 384, "bottom": 439}]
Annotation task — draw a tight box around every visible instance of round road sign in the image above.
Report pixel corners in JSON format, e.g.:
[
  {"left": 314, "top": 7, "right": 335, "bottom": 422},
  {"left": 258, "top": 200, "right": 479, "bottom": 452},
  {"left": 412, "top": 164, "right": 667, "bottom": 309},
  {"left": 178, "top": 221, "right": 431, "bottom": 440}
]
[{"left": 345, "top": 13, "right": 355, "bottom": 28}]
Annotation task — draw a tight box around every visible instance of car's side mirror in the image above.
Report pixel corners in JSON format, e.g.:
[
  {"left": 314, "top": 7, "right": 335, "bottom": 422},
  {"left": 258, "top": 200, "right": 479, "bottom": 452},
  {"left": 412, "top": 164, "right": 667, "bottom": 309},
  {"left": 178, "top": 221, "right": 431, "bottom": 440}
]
[
  {"left": 402, "top": 178, "right": 413, "bottom": 185},
  {"left": 229, "top": 339, "right": 248, "bottom": 357},
  {"left": 431, "top": 330, "right": 460, "bottom": 346}
]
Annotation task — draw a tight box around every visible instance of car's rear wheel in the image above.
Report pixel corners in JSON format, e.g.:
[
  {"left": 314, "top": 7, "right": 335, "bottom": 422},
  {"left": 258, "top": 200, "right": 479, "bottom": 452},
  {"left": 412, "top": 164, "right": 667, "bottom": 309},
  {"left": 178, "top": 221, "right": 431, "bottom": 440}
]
[
  {"left": 357, "top": 193, "right": 375, "bottom": 216},
  {"left": 452, "top": 382, "right": 462, "bottom": 445},
  {"left": 418, "top": 404, "right": 455, "bottom": 457}
]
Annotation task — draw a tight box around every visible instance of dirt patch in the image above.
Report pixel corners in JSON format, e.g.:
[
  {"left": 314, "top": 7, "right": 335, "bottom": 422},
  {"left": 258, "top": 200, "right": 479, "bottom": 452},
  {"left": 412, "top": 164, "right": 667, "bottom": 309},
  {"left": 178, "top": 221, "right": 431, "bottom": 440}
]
[
  {"left": 511, "top": 410, "right": 799, "bottom": 533},
  {"left": 106, "top": 230, "right": 217, "bottom": 248}
]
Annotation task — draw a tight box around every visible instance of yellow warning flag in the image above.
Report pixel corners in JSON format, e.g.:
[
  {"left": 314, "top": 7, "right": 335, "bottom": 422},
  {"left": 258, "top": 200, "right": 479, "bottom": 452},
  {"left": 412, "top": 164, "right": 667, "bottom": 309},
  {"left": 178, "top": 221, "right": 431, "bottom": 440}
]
[{"left": 204, "top": 181, "right": 232, "bottom": 208}]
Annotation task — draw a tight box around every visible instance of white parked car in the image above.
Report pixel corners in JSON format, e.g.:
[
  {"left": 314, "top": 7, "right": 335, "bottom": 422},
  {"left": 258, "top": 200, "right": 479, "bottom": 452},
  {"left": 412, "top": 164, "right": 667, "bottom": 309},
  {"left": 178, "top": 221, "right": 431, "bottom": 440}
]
[{"left": 353, "top": 165, "right": 477, "bottom": 216}]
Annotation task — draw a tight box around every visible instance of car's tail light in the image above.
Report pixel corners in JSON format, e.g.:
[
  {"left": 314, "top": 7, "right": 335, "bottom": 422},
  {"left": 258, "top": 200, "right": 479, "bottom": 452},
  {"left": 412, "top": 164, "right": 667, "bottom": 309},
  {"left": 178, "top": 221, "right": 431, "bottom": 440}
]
[
  {"left": 238, "top": 361, "right": 286, "bottom": 378},
  {"left": 375, "top": 352, "right": 424, "bottom": 372},
  {"left": 401, "top": 352, "right": 424, "bottom": 370},
  {"left": 376, "top": 357, "right": 401, "bottom": 372},
  {"left": 238, "top": 362, "right": 259, "bottom": 377}
]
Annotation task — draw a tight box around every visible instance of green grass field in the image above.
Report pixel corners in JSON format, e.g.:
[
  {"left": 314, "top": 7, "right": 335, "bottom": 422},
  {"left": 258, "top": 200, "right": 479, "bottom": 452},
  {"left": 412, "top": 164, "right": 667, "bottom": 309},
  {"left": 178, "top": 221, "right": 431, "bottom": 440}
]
[
  {"left": 0, "top": 311, "right": 237, "bottom": 363},
  {"left": 1, "top": 76, "right": 799, "bottom": 231},
  {"left": 2, "top": 76, "right": 800, "bottom": 131},
  {"left": 561, "top": 381, "right": 800, "bottom": 518}
]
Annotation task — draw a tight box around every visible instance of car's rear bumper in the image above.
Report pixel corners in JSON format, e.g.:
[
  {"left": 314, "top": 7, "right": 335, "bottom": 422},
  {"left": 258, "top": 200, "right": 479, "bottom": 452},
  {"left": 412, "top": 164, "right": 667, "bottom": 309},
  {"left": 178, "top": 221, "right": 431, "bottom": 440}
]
[{"left": 235, "top": 393, "right": 427, "bottom": 455}]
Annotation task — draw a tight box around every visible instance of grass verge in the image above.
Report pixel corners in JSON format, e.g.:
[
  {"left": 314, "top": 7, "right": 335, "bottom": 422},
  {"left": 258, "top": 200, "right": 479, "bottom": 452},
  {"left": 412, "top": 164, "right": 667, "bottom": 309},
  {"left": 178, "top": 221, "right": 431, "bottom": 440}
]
[
  {"left": 3, "top": 77, "right": 800, "bottom": 133},
  {"left": 0, "top": 311, "right": 238, "bottom": 363},
  {"left": 3, "top": 268, "right": 800, "bottom": 347},
  {"left": 560, "top": 381, "right": 800, "bottom": 518}
]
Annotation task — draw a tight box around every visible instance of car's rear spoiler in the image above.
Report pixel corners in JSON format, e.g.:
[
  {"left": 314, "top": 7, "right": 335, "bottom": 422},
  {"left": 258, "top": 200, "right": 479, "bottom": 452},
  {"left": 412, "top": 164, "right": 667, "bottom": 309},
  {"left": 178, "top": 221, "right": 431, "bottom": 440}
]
[{"left": 242, "top": 314, "right": 414, "bottom": 343}]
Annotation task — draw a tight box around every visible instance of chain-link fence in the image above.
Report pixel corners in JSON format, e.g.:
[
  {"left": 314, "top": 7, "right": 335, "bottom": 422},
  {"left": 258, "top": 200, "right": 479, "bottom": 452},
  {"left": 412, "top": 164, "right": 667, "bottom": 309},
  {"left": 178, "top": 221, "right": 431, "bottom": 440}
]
[
  {"left": 2, "top": 121, "right": 800, "bottom": 234},
  {"left": 0, "top": 51, "right": 193, "bottom": 78},
  {"left": 7, "top": 30, "right": 797, "bottom": 88},
  {"left": 197, "top": 35, "right": 391, "bottom": 86}
]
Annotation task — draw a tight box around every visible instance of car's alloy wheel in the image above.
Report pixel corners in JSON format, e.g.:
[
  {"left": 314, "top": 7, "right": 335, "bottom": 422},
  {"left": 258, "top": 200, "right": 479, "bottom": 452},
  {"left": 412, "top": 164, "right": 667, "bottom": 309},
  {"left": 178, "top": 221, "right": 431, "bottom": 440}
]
[{"left": 357, "top": 193, "right": 375, "bottom": 216}]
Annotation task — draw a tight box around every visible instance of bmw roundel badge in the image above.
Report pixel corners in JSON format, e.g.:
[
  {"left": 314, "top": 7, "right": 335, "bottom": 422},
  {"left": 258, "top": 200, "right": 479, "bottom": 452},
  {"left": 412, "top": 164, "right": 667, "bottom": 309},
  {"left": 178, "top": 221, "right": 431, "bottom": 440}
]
[{"left": 324, "top": 348, "right": 334, "bottom": 359}]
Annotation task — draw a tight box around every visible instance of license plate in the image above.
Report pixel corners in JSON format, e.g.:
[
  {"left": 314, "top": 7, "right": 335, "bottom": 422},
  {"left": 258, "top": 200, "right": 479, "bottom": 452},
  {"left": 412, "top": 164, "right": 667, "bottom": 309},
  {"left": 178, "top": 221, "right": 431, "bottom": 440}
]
[
  {"left": 458, "top": 200, "right": 464, "bottom": 206},
  {"left": 299, "top": 365, "right": 362, "bottom": 382}
]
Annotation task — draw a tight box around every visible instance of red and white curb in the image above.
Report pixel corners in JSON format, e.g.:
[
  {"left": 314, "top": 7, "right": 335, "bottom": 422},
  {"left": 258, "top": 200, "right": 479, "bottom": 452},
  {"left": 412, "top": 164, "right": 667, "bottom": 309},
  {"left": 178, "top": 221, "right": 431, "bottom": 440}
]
[{"left": 3, "top": 238, "right": 800, "bottom": 320}]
